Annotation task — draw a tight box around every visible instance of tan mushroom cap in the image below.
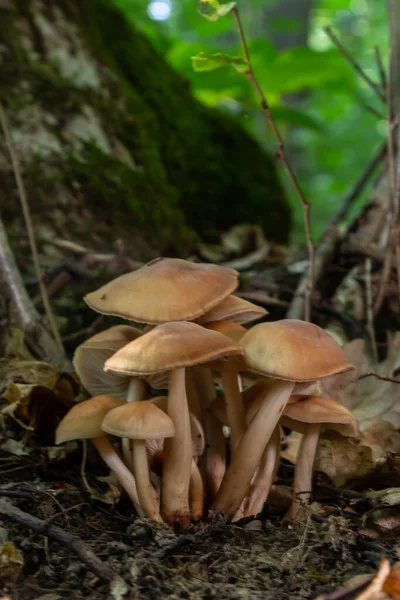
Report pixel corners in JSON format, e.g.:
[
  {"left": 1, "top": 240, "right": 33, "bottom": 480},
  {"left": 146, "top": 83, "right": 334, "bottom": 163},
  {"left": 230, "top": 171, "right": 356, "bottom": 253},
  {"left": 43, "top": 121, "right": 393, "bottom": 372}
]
[
  {"left": 55, "top": 395, "right": 124, "bottom": 444},
  {"left": 241, "top": 319, "right": 353, "bottom": 382},
  {"left": 204, "top": 320, "right": 247, "bottom": 344},
  {"left": 197, "top": 295, "right": 267, "bottom": 325},
  {"left": 104, "top": 321, "right": 244, "bottom": 376},
  {"left": 281, "top": 396, "right": 359, "bottom": 437},
  {"left": 73, "top": 326, "right": 143, "bottom": 399},
  {"left": 84, "top": 257, "right": 239, "bottom": 324},
  {"left": 102, "top": 401, "right": 175, "bottom": 440}
]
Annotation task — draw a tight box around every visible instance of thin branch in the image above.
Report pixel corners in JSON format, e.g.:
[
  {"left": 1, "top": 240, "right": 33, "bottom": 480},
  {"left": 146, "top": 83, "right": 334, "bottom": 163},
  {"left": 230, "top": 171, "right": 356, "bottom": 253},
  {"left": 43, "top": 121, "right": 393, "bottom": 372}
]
[
  {"left": 374, "top": 46, "right": 387, "bottom": 91},
  {"left": 374, "top": 3, "right": 400, "bottom": 313},
  {"left": 231, "top": 6, "right": 314, "bottom": 321},
  {"left": 0, "top": 498, "right": 115, "bottom": 583},
  {"left": 325, "top": 28, "right": 386, "bottom": 103},
  {"left": 0, "top": 103, "right": 64, "bottom": 354},
  {"left": 329, "top": 143, "right": 386, "bottom": 227},
  {"left": 364, "top": 258, "right": 377, "bottom": 361},
  {"left": 358, "top": 371, "right": 400, "bottom": 385}
]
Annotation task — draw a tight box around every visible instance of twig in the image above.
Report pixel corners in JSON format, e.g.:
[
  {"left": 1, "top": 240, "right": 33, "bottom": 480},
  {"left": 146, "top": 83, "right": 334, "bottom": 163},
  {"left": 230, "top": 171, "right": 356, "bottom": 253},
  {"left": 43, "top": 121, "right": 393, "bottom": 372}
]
[
  {"left": 0, "top": 498, "right": 115, "bottom": 583},
  {"left": 0, "top": 217, "right": 69, "bottom": 370},
  {"left": 329, "top": 143, "right": 386, "bottom": 227},
  {"left": 0, "top": 102, "right": 64, "bottom": 354},
  {"left": 375, "top": 47, "right": 387, "bottom": 91},
  {"left": 313, "top": 576, "right": 372, "bottom": 600},
  {"left": 325, "top": 28, "right": 385, "bottom": 103},
  {"left": 358, "top": 371, "right": 400, "bottom": 384},
  {"left": 374, "top": 3, "right": 400, "bottom": 314},
  {"left": 354, "top": 558, "right": 391, "bottom": 600},
  {"left": 364, "top": 258, "right": 377, "bottom": 361},
  {"left": 287, "top": 226, "right": 337, "bottom": 320},
  {"left": 231, "top": 6, "right": 314, "bottom": 321}
]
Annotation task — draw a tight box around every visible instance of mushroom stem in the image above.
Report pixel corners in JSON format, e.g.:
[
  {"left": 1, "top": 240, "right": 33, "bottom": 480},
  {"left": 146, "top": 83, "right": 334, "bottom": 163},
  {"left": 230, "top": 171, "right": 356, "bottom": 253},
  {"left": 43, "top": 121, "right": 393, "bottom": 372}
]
[
  {"left": 283, "top": 423, "right": 320, "bottom": 521},
  {"left": 221, "top": 363, "right": 245, "bottom": 450},
  {"left": 126, "top": 377, "right": 148, "bottom": 403},
  {"left": 123, "top": 378, "right": 148, "bottom": 472},
  {"left": 192, "top": 366, "right": 226, "bottom": 502},
  {"left": 186, "top": 369, "right": 203, "bottom": 428},
  {"left": 132, "top": 439, "right": 162, "bottom": 522},
  {"left": 212, "top": 380, "right": 294, "bottom": 517},
  {"left": 162, "top": 367, "right": 192, "bottom": 527},
  {"left": 189, "top": 459, "right": 204, "bottom": 521},
  {"left": 244, "top": 425, "right": 281, "bottom": 517},
  {"left": 91, "top": 436, "right": 144, "bottom": 517}
]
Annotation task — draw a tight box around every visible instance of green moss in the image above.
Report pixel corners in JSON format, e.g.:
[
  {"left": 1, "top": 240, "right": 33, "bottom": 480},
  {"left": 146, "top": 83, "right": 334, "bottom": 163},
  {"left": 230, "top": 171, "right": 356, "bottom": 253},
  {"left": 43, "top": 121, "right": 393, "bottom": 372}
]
[
  {"left": 80, "top": 0, "right": 292, "bottom": 242},
  {"left": 0, "top": 0, "right": 291, "bottom": 257}
]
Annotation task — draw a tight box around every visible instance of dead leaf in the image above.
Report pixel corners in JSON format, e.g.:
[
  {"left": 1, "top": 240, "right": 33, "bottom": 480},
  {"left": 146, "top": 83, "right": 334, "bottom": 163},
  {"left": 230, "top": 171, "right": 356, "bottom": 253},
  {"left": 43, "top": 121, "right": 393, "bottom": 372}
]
[
  {"left": 383, "top": 562, "right": 400, "bottom": 598},
  {"left": 0, "top": 541, "right": 24, "bottom": 582},
  {"left": 314, "top": 432, "right": 373, "bottom": 486},
  {"left": 1, "top": 438, "right": 31, "bottom": 457}
]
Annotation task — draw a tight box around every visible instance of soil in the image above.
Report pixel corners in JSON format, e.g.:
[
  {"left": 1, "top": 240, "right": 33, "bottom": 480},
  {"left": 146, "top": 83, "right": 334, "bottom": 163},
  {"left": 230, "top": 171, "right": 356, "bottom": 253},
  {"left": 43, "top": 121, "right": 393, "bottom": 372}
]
[{"left": 0, "top": 419, "right": 395, "bottom": 600}]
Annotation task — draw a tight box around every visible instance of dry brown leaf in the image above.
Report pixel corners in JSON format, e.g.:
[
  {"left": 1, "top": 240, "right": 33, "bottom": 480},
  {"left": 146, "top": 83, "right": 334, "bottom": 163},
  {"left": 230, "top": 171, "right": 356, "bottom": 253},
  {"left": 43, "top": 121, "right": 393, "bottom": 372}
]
[
  {"left": 383, "top": 562, "right": 400, "bottom": 599},
  {"left": 314, "top": 432, "right": 373, "bottom": 486},
  {"left": 0, "top": 541, "right": 24, "bottom": 583},
  {"left": 321, "top": 335, "right": 400, "bottom": 462}
]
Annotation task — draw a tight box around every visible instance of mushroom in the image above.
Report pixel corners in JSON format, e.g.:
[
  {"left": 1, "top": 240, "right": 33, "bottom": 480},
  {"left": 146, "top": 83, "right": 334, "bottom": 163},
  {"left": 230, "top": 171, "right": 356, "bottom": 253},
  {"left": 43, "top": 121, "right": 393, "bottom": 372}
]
[
  {"left": 55, "top": 395, "right": 143, "bottom": 517},
  {"left": 102, "top": 401, "right": 175, "bottom": 522},
  {"left": 84, "top": 257, "right": 239, "bottom": 324},
  {"left": 212, "top": 319, "right": 353, "bottom": 517},
  {"left": 280, "top": 395, "right": 359, "bottom": 520},
  {"left": 104, "top": 321, "right": 243, "bottom": 527},
  {"left": 197, "top": 294, "right": 267, "bottom": 325}
]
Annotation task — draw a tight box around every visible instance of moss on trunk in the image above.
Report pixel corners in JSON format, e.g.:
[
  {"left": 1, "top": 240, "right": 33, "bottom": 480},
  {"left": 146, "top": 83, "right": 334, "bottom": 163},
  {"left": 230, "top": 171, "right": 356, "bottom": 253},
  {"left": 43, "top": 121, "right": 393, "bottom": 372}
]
[{"left": 0, "top": 0, "right": 290, "bottom": 258}]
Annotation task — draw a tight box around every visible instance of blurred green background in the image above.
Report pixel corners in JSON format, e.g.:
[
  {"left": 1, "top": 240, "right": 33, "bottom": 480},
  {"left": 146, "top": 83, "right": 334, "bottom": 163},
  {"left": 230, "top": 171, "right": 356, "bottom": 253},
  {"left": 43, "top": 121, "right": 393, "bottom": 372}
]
[{"left": 112, "top": 0, "right": 387, "bottom": 242}]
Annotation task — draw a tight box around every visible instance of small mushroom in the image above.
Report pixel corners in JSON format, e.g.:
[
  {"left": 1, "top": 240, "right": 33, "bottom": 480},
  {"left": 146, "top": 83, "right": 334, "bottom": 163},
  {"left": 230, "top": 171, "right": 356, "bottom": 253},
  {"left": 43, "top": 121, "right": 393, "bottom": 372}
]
[
  {"left": 104, "top": 321, "right": 243, "bottom": 527},
  {"left": 281, "top": 395, "right": 359, "bottom": 520},
  {"left": 102, "top": 401, "right": 175, "bottom": 522},
  {"left": 55, "top": 395, "right": 143, "bottom": 517},
  {"left": 197, "top": 295, "right": 267, "bottom": 325},
  {"left": 212, "top": 320, "right": 353, "bottom": 518}
]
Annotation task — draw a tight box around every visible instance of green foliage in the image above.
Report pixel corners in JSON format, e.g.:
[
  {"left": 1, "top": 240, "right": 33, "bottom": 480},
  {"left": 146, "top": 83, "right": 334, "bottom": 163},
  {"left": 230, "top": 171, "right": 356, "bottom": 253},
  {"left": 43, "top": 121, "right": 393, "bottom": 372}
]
[
  {"left": 113, "top": 0, "right": 388, "bottom": 241},
  {"left": 197, "top": 0, "right": 236, "bottom": 21},
  {"left": 192, "top": 52, "right": 248, "bottom": 73}
]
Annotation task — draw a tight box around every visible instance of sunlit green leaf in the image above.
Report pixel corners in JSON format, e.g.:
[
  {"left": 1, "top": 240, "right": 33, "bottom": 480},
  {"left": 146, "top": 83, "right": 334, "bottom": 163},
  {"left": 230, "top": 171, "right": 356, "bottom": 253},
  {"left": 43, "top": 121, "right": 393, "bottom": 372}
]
[
  {"left": 197, "top": 0, "right": 236, "bottom": 21},
  {"left": 192, "top": 52, "right": 248, "bottom": 73}
]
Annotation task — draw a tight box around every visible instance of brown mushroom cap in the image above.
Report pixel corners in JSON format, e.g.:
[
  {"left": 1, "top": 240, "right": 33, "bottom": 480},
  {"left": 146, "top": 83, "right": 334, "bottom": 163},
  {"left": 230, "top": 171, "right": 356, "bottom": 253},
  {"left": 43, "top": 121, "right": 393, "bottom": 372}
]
[
  {"left": 84, "top": 257, "right": 239, "bottom": 324},
  {"left": 197, "top": 295, "right": 267, "bottom": 325},
  {"left": 241, "top": 319, "right": 353, "bottom": 382},
  {"left": 55, "top": 395, "right": 124, "bottom": 444},
  {"left": 204, "top": 320, "right": 247, "bottom": 344},
  {"left": 102, "top": 401, "right": 175, "bottom": 440},
  {"left": 281, "top": 396, "right": 359, "bottom": 437},
  {"left": 104, "top": 321, "right": 243, "bottom": 376}
]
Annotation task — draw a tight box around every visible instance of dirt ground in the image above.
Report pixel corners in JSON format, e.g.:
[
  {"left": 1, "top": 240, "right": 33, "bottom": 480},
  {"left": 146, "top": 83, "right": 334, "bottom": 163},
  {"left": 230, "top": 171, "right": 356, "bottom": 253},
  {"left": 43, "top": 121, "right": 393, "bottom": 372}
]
[{"left": 0, "top": 424, "right": 396, "bottom": 600}]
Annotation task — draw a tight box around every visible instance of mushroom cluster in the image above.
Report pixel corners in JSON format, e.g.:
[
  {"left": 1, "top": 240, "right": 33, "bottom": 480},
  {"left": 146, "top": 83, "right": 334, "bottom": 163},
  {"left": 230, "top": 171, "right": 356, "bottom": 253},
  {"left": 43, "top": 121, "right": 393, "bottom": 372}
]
[{"left": 55, "top": 257, "right": 357, "bottom": 527}]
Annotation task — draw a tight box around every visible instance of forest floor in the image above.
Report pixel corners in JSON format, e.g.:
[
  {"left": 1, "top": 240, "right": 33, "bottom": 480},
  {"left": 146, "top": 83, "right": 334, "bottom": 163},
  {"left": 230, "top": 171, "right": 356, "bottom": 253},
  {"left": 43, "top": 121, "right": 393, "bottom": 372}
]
[{"left": 0, "top": 422, "right": 397, "bottom": 600}]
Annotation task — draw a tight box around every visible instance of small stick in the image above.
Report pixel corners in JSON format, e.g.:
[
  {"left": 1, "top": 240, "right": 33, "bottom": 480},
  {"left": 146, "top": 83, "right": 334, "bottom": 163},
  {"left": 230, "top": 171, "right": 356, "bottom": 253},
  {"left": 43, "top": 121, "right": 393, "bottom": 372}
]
[
  {"left": 375, "top": 47, "right": 387, "bottom": 91},
  {"left": 358, "top": 371, "right": 400, "bottom": 384},
  {"left": 364, "top": 258, "right": 378, "bottom": 361},
  {"left": 0, "top": 103, "right": 64, "bottom": 355},
  {"left": 231, "top": 6, "right": 314, "bottom": 322},
  {"left": 0, "top": 498, "right": 115, "bottom": 583},
  {"left": 354, "top": 558, "right": 391, "bottom": 600},
  {"left": 325, "top": 28, "right": 385, "bottom": 103}
]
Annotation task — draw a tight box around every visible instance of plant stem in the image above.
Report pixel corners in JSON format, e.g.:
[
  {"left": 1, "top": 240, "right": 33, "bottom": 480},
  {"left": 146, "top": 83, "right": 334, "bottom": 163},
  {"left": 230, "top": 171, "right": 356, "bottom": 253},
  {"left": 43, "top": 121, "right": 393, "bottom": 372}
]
[
  {"left": 231, "top": 7, "right": 314, "bottom": 322},
  {"left": 0, "top": 103, "right": 64, "bottom": 354}
]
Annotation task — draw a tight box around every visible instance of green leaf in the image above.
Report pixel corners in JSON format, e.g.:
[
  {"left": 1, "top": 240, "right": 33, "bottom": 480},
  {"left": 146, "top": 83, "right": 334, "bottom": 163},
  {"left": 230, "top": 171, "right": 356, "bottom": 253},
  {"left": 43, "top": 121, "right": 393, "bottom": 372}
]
[
  {"left": 192, "top": 52, "right": 248, "bottom": 73},
  {"left": 197, "top": 0, "right": 236, "bottom": 22}
]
